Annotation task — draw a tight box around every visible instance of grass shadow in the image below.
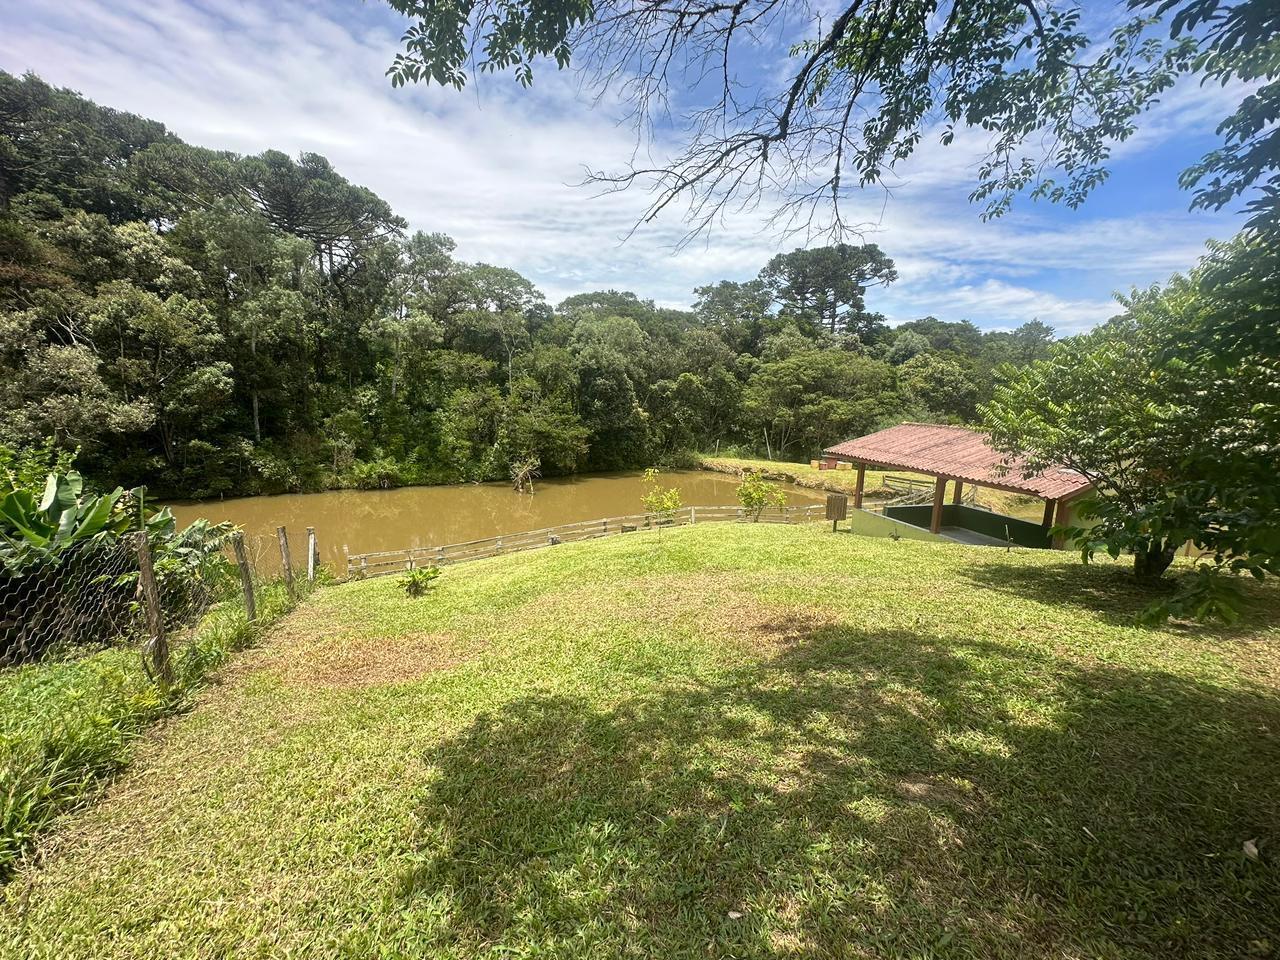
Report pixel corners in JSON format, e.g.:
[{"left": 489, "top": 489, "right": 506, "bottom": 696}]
[
  {"left": 379, "top": 624, "right": 1280, "bottom": 958},
  {"left": 959, "top": 555, "right": 1280, "bottom": 636}
]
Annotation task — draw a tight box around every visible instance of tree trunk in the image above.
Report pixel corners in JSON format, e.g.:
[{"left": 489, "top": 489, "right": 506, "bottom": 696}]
[
  {"left": 1134, "top": 540, "right": 1177, "bottom": 581},
  {"left": 250, "top": 326, "right": 261, "bottom": 441}
]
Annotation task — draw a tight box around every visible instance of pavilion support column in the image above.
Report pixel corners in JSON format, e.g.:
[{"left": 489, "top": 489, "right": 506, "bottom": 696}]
[
  {"left": 930, "top": 476, "right": 946, "bottom": 534},
  {"left": 1041, "top": 499, "right": 1056, "bottom": 528},
  {"left": 853, "top": 464, "right": 866, "bottom": 509},
  {"left": 952, "top": 481, "right": 964, "bottom": 505},
  {"left": 1052, "top": 499, "right": 1071, "bottom": 550}
]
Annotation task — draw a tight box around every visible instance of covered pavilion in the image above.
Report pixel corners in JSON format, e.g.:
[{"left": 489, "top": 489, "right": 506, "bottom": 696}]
[{"left": 823, "top": 423, "right": 1093, "bottom": 547}]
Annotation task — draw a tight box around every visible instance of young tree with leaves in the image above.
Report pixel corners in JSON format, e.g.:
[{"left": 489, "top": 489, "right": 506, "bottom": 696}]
[
  {"left": 736, "top": 473, "right": 788, "bottom": 522},
  {"left": 984, "top": 237, "right": 1279, "bottom": 617}
]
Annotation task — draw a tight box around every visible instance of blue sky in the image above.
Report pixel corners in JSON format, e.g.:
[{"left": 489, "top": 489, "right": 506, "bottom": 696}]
[{"left": 0, "top": 0, "right": 1251, "bottom": 333}]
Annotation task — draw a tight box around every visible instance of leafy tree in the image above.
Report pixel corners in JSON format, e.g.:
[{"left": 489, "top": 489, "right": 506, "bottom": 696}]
[
  {"left": 692, "top": 279, "right": 772, "bottom": 355},
  {"left": 759, "top": 243, "right": 896, "bottom": 338},
  {"left": 897, "top": 353, "right": 978, "bottom": 422},
  {"left": 86, "top": 282, "right": 232, "bottom": 472},
  {"left": 436, "top": 384, "right": 504, "bottom": 481},
  {"left": 743, "top": 350, "right": 897, "bottom": 460},
  {"left": 758, "top": 324, "right": 816, "bottom": 363},
  {"left": 0, "top": 72, "right": 172, "bottom": 218},
  {"left": 649, "top": 367, "right": 742, "bottom": 456},
  {"left": 894, "top": 317, "right": 984, "bottom": 357},
  {"left": 884, "top": 330, "right": 930, "bottom": 365},
  {"left": 449, "top": 264, "right": 543, "bottom": 384},
  {"left": 987, "top": 324, "right": 1183, "bottom": 581},
  {"left": 985, "top": 237, "right": 1279, "bottom": 616},
  {"left": 169, "top": 203, "right": 311, "bottom": 442},
  {"left": 558, "top": 289, "right": 656, "bottom": 325},
  {"left": 736, "top": 473, "right": 787, "bottom": 522},
  {"left": 640, "top": 467, "right": 683, "bottom": 524},
  {"left": 1006, "top": 320, "right": 1056, "bottom": 366},
  {"left": 499, "top": 376, "right": 589, "bottom": 475},
  {"left": 575, "top": 344, "right": 649, "bottom": 470}
]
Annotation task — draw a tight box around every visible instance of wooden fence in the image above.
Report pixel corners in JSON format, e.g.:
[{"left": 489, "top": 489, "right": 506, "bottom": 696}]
[
  {"left": 884, "top": 475, "right": 978, "bottom": 506},
  {"left": 344, "top": 503, "right": 826, "bottom": 579}
]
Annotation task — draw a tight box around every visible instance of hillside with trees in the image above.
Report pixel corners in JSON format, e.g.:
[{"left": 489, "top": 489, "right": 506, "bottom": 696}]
[{"left": 0, "top": 71, "right": 1056, "bottom": 499}]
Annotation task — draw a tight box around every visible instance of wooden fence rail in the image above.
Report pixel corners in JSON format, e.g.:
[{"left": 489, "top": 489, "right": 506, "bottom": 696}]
[
  {"left": 883, "top": 475, "right": 977, "bottom": 506},
  {"left": 345, "top": 503, "right": 825, "bottom": 579}
]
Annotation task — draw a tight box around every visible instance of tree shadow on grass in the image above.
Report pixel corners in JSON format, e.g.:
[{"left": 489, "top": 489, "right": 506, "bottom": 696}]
[
  {"left": 959, "top": 555, "right": 1280, "bottom": 635},
  {"left": 378, "top": 625, "right": 1280, "bottom": 959}
]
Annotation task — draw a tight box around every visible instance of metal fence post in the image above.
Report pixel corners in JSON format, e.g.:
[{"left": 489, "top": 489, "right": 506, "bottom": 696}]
[
  {"left": 306, "top": 526, "right": 317, "bottom": 583},
  {"left": 134, "top": 531, "right": 173, "bottom": 689},
  {"left": 277, "top": 525, "right": 296, "bottom": 598},
  {"left": 233, "top": 532, "right": 257, "bottom": 622}
]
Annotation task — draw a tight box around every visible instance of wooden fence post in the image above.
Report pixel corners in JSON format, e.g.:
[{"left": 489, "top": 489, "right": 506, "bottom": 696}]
[
  {"left": 277, "top": 525, "right": 296, "bottom": 598},
  {"left": 306, "top": 526, "right": 317, "bottom": 583},
  {"left": 134, "top": 531, "right": 173, "bottom": 689},
  {"left": 233, "top": 532, "right": 256, "bottom": 622}
]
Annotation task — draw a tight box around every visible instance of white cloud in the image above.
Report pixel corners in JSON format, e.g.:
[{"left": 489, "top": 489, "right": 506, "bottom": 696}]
[
  {"left": 883, "top": 278, "right": 1120, "bottom": 334},
  {"left": 0, "top": 0, "right": 1247, "bottom": 330}
]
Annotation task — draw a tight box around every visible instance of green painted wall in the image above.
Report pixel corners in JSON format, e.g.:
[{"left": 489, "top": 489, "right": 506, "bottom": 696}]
[{"left": 884, "top": 504, "right": 1052, "bottom": 549}]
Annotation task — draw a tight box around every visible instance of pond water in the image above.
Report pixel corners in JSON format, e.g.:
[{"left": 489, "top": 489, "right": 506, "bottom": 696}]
[{"left": 167, "top": 470, "right": 932, "bottom": 572}]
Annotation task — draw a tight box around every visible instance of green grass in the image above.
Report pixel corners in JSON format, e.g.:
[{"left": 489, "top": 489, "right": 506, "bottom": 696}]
[
  {"left": 3, "top": 523, "right": 1278, "bottom": 959},
  {"left": 701, "top": 454, "right": 1049, "bottom": 519},
  {"left": 0, "top": 581, "right": 299, "bottom": 879}
]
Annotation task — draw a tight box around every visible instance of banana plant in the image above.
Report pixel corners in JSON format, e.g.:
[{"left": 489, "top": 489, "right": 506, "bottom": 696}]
[{"left": 0, "top": 471, "right": 144, "bottom": 571}]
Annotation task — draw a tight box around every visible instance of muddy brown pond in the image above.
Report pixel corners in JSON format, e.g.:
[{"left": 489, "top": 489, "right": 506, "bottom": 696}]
[{"left": 167, "top": 469, "right": 925, "bottom": 573}]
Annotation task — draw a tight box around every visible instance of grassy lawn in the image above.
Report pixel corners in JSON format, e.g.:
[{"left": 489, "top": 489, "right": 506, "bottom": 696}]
[
  {"left": 3, "top": 523, "right": 1278, "bottom": 959},
  {"left": 701, "top": 455, "right": 1049, "bottom": 520},
  {"left": 0, "top": 583, "right": 299, "bottom": 880}
]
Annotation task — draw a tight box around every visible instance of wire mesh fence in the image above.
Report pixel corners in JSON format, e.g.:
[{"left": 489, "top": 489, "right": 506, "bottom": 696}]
[
  {"left": 1, "top": 540, "right": 141, "bottom": 667},
  {"left": 1, "top": 524, "right": 323, "bottom": 678}
]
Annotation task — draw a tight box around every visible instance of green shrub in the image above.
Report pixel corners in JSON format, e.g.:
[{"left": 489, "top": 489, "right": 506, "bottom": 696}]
[
  {"left": 640, "top": 468, "right": 683, "bottom": 524},
  {"left": 736, "top": 473, "right": 787, "bottom": 521},
  {"left": 401, "top": 566, "right": 442, "bottom": 598},
  {"left": 348, "top": 457, "right": 405, "bottom": 490}
]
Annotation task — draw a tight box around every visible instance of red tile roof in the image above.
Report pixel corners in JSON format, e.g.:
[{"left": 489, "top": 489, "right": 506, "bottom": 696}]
[{"left": 824, "top": 423, "right": 1093, "bottom": 501}]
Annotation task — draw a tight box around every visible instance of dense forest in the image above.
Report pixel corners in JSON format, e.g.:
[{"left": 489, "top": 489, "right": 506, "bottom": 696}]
[{"left": 0, "top": 71, "right": 1057, "bottom": 499}]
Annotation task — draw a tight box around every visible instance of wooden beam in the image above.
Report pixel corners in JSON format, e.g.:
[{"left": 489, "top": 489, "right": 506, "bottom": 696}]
[
  {"left": 930, "top": 476, "right": 946, "bottom": 534},
  {"left": 1052, "top": 499, "right": 1071, "bottom": 550},
  {"left": 1041, "top": 499, "right": 1056, "bottom": 528},
  {"left": 853, "top": 464, "right": 866, "bottom": 509},
  {"left": 952, "top": 480, "right": 964, "bottom": 505}
]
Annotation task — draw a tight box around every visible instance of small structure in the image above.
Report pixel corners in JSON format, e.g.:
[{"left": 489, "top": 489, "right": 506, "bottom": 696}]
[
  {"left": 825, "top": 493, "right": 848, "bottom": 532},
  {"left": 823, "top": 423, "right": 1093, "bottom": 548}
]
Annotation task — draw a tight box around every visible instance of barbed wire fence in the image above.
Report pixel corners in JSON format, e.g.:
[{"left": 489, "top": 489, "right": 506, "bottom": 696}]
[{"left": 1, "top": 524, "right": 324, "bottom": 684}]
